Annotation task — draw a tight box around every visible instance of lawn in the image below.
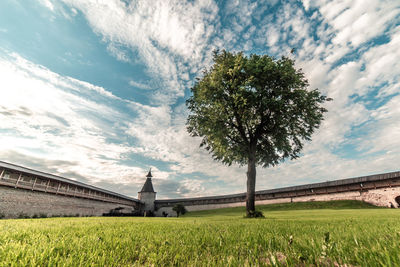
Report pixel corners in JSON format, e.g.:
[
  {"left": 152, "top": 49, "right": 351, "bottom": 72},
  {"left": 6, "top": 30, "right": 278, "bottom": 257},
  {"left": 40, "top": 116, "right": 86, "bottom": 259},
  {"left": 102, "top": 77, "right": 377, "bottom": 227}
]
[{"left": 0, "top": 200, "right": 399, "bottom": 266}]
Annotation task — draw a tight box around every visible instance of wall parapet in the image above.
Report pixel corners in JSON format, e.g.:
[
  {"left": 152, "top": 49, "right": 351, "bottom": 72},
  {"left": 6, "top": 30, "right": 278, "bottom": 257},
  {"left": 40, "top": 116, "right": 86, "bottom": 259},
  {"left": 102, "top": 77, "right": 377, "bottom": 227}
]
[
  {"left": 0, "top": 161, "right": 141, "bottom": 208},
  {"left": 155, "top": 170, "right": 400, "bottom": 208}
]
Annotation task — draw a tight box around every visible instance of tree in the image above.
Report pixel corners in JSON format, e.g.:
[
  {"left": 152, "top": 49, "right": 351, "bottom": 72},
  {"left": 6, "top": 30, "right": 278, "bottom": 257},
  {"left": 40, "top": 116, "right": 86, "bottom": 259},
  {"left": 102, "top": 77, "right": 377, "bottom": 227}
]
[
  {"left": 172, "top": 204, "right": 187, "bottom": 217},
  {"left": 186, "top": 50, "right": 330, "bottom": 217}
]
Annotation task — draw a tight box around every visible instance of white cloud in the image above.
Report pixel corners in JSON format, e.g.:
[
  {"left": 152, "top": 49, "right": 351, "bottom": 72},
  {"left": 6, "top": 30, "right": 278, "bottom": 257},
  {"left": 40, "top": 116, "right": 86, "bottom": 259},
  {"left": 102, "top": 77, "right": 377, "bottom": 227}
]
[
  {"left": 357, "top": 26, "right": 400, "bottom": 96},
  {"left": 129, "top": 80, "right": 151, "bottom": 90},
  {"left": 38, "top": 0, "right": 55, "bottom": 11},
  {"left": 361, "top": 95, "right": 400, "bottom": 155},
  {"left": 266, "top": 27, "right": 279, "bottom": 47},
  {"left": 59, "top": 0, "right": 220, "bottom": 104},
  {"left": 106, "top": 43, "right": 130, "bottom": 63},
  {"left": 329, "top": 1, "right": 399, "bottom": 48}
]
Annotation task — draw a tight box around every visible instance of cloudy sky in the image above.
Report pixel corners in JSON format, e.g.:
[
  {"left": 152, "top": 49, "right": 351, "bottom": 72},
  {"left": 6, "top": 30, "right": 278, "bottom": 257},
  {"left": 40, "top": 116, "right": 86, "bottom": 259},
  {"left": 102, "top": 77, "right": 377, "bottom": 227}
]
[{"left": 0, "top": 0, "right": 399, "bottom": 199}]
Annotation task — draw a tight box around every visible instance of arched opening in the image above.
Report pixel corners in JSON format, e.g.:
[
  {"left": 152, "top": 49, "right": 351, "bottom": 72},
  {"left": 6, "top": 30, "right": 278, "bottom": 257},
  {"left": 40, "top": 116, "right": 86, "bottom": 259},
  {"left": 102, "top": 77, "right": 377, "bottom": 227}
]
[{"left": 395, "top": 196, "right": 400, "bottom": 208}]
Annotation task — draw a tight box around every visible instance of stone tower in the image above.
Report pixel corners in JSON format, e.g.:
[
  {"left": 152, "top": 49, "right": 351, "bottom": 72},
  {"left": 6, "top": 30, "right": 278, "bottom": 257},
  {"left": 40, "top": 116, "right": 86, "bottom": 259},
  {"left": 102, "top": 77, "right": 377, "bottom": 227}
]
[{"left": 138, "top": 169, "right": 156, "bottom": 214}]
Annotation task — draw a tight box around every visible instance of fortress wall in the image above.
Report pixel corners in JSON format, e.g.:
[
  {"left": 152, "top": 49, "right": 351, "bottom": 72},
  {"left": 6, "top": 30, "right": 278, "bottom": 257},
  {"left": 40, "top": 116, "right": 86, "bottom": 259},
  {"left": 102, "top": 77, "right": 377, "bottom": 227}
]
[
  {"left": 290, "top": 191, "right": 362, "bottom": 203},
  {"left": 155, "top": 186, "right": 400, "bottom": 216},
  {"left": 0, "top": 162, "right": 141, "bottom": 208},
  {"left": 292, "top": 188, "right": 400, "bottom": 207},
  {"left": 0, "top": 161, "right": 141, "bottom": 218},
  {"left": 360, "top": 187, "right": 400, "bottom": 207},
  {"left": 0, "top": 186, "right": 133, "bottom": 218},
  {"left": 2, "top": 161, "right": 400, "bottom": 218},
  {"left": 156, "top": 192, "right": 363, "bottom": 216},
  {"left": 155, "top": 171, "right": 400, "bottom": 216}
]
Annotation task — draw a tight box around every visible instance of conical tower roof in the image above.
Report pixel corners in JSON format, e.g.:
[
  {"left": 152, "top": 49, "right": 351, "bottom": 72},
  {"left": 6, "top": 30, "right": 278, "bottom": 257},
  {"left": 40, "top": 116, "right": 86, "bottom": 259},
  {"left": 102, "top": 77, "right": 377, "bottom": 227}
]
[{"left": 140, "top": 169, "right": 155, "bottom": 193}]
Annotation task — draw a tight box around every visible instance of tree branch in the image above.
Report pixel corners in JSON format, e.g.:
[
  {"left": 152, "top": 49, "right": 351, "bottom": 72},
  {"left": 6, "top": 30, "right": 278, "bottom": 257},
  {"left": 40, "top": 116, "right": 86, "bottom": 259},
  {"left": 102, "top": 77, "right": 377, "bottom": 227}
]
[
  {"left": 232, "top": 108, "right": 250, "bottom": 146},
  {"left": 221, "top": 88, "right": 250, "bottom": 146}
]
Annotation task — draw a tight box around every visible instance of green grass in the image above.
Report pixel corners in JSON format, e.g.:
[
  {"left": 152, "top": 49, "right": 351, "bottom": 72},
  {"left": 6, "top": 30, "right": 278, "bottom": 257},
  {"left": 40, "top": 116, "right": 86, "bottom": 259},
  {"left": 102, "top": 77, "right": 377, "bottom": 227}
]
[
  {"left": 187, "top": 200, "right": 381, "bottom": 218},
  {"left": 1, "top": 200, "right": 400, "bottom": 266}
]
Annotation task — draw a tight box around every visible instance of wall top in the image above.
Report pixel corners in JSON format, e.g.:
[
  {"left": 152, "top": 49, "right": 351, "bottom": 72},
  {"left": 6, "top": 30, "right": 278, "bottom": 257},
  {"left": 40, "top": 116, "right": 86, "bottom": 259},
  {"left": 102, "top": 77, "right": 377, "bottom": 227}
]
[
  {"left": 0, "top": 161, "right": 141, "bottom": 203},
  {"left": 156, "top": 170, "right": 400, "bottom": 203}
]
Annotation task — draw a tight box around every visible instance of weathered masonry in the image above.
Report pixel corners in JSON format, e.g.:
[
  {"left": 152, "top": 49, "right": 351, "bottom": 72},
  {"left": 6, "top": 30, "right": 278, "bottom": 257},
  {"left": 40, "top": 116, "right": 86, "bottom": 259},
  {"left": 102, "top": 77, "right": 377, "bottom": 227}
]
[
  {"left": 155, "top": 170, "right": 400, "bottom": 215},
  {"left": 0, "top": 161, "right": 141, "bottom": 218}
]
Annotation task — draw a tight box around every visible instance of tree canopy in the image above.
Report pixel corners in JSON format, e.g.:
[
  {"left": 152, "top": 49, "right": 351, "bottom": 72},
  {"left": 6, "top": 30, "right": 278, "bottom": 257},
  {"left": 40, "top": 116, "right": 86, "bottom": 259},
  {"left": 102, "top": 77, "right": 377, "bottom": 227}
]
[{"left": 186, "top": 50, "right": 330, "bottom": 216}]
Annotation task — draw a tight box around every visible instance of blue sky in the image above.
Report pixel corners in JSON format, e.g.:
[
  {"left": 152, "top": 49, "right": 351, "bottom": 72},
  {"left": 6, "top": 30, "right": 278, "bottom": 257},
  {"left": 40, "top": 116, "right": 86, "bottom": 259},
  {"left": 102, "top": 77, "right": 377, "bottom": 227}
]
[{"left": 0, "top": 0, "right": 399, "bottom": 199}]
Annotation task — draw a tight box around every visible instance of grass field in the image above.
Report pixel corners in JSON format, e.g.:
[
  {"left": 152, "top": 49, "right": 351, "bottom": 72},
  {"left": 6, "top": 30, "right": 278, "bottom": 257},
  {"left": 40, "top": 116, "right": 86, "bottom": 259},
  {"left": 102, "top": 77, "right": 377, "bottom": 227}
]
[{"left": 1, "top": 200, "right": 400, "bottom": 266}]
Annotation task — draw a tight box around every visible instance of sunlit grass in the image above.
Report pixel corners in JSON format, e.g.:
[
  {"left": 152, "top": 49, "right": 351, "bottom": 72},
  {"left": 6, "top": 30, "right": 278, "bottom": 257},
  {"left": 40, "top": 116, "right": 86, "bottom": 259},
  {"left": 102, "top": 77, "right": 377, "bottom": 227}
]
[{"left": 0, "top": 201, "right": 399, "bottom": 266}]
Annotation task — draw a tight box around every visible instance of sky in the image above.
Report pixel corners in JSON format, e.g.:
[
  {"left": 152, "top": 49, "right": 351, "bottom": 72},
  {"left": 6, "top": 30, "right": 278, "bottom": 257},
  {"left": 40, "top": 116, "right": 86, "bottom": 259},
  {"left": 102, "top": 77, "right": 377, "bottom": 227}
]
[{"left": 0, "top": 0, "right": 399, "bottom": 199}]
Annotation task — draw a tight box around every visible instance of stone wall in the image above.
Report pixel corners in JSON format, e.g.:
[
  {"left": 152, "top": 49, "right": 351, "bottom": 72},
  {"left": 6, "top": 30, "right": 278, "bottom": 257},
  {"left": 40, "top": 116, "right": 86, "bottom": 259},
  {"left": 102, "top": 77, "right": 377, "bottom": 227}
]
[
  {"left": 155, "top": 207, "right": 175, "bottom": 217},
  {"left": 361, "top": 187, "right": 400, "bottom": 207},
  {"left": 0, "top": 186, "right": 134, "bottom": 218},
  {"left": 155, "top": 187, "right": 400, "bottom": 216},
  {"left": 155, "top": 171, "right": 400, "bottom": 216},
  {"left": 0, "top": 163, "right": 140, "bottom": 208}
]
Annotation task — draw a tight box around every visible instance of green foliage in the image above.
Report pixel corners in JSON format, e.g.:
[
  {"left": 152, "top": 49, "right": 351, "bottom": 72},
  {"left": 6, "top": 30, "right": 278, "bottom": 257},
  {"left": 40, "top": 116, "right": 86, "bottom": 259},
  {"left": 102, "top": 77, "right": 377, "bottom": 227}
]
[
  {"left": 187, "top": 50, "right": 330, "bottom": 167},
  {"left": 0, "top": 213, "right": 4, "bottom": 219},
  {"left": 172, "top": 204, "right": 187, "bottom": 217},
  {"left": 0, "top": 202, "right": 399, "bottom": 266}
]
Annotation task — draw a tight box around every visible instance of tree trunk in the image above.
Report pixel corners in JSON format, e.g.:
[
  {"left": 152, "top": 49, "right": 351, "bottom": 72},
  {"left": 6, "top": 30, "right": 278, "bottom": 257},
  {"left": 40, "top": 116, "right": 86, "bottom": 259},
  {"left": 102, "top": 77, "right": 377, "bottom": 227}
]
[{"left": 246, "top": 151, "right": 256, "bottom": 217}]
